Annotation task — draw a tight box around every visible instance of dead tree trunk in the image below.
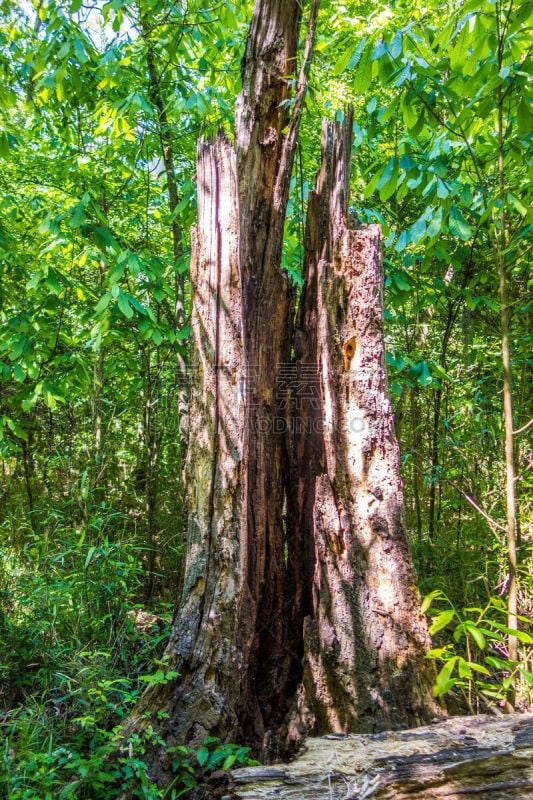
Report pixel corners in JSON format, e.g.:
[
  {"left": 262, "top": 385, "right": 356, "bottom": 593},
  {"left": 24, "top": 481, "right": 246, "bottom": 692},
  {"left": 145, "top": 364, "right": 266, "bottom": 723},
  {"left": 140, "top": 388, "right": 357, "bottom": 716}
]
[
  {"left": 120, "top": 0, "right": 319, "bottom": 772},
  {"left": 287, "top": 116, "right": 438, "bottom": 743},
  {"left": 229, "top": 713, "right": 533, "bottom": 800},
  {"left": 120, "top": 3, "right": 437, "bottom": 786},
  {"left": 233, "top": 0, "right": 320, "bottom": 747},
  {"left": 120, "top": 136, "right": 245, "bottom": 770}
]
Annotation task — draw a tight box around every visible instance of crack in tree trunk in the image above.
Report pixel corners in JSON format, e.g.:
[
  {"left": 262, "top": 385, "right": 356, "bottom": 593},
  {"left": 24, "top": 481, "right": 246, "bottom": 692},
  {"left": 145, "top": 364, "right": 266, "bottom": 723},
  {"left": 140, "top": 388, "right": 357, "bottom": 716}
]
[{"left": 119, "top": 2, "right": 437, "bottom": 788}]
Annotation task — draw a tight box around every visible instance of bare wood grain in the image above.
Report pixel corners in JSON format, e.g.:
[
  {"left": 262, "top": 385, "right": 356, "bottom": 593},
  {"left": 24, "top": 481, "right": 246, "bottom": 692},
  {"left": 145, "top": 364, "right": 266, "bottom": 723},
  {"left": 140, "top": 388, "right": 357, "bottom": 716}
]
[{"left": 227, "top": 714, "right": 533, "bottom": 799}]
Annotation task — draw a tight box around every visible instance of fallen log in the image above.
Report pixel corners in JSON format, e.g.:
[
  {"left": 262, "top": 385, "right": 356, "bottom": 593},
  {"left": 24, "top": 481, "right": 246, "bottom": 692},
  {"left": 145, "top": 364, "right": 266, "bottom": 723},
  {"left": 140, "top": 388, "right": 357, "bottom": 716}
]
[{"left": 224, "top": 714, "right": 533, "bottom": 799}]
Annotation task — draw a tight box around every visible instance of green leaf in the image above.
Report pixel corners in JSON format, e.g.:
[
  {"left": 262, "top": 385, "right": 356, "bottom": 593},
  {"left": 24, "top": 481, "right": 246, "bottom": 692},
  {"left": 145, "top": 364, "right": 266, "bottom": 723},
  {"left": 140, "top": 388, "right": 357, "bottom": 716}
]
[
  {"left": 176, "top": 323, "right": 191, "bottom": 341},
  {"left": 363, "top": 170, "right": 382, "bottom": 199},
  {"left": 449, "top": 21, "right": 470, "bottom": 71},
  {"left": 407, "top": 217, "right": 427, "bottom": 245},
  {"left": 449, "top": 206, "right": 473, "bottom": 240},
  {"left": 421, "top": 590, "right": 444, "bottom": 614},
  {"left": 426, "top": 206, "right": 444, "bottom": 238},
  {"left": 468, "top": 662, "right": 490, "bottom": 675},
  {"left": 378, "top": 157, "right": 399, "bottom": 202},
  {"left": 434, "top": 656, "right": 458, "bottom": 696},
  {"left": 409, "top": 360, "right": 433, "bottom": 388},
  {"left": 485, "top": 656, "right": 512, "bottom": 670},
  {"left": 354, "top": 45, "right": 373, "bottom": 94},
  {"left": 13, "top": 363, "right": 25, "bottom": 382},
  {"left": 93, "top": 225, "right": 120, "bottom": 253},
  {"left": 46, "top": 269, "right": 63, "bottom": 295},
  {"left": 489, "top": 622, "right": 533, "bottom": 644},
  {"left": 0, "top": 131, "right": 10, "bottom": 158},
  {"left": 436, "top": 178, "right": 449, "bottom": 199},
  {"left": 464, "top": 621, "right": 486, "bottom": 649},
  {"left": 73, "top": 37, "right": 89, "bottom": 64},
  {"left": 42, "top": 380, "right": 65, "bottom": 409},
  {"left": 394, "top": 230, "right": 408, "bottom": 253},
  {"left": 517, "top": 99, "right": 533, "bottom": 137},
  {"left": 196, "top": 747, "right": 209, "bottom": 767},
  {"left": 95, "top": 292, "right": 111, "bottom": 314},
  {"left": 128, "top": 296, "right": 148, "bottom": 316},
  {"left": 117, "top": 292, "right": 134, "bottom": 319},
  {"left": 402, "top": 94, "right": 420, "bottom": 129},
  {"left": 85, "top": 546, "right": 96, "bottom": 568},
  {"left": 334, "top": 44, "right": 356, "bottom": 76},
  {"left": 393, "top": 273, "right": 411, "bottom": 291},
  {"left": 38, "top": 213, "right": 53, "bottom": 234},
  {"left": 7, "top": 418, "right": 28, "bottom": 441},
  {"left": 388, "top": 31, "right": 403, "bottom": 60},
  {"left": 519, "top": 668, "right": 533, "bottom": 685},
  {"left": 429, "top": 608, "right": 455, "bottom": 635},
  {"left": 222, "top": 754, "right": 237, "bottom": 770},
  {"left": 507, "top": 193, "right": 528, "bottom": 217},
  {"left": 128, "top": 252, "right": 142, "bottom": 277},
  {"left": 69, "top": 202, "right": 86, "bottom": 228},
  {"left": 457, "top": 657, "right": 472, "bottom": 679}
]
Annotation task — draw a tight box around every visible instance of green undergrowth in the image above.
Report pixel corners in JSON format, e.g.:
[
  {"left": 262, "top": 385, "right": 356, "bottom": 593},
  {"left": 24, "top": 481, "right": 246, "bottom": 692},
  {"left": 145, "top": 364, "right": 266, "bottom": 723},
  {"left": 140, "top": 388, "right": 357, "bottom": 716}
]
[
  {"left": 423, "top": 589, "right": 533, "bottom": 713},
  {"left": 2, "top": 502, "right": 531, "bottom": 799},
  {"left": 0, "top": 506, "right": 257, "bottom": 799}
]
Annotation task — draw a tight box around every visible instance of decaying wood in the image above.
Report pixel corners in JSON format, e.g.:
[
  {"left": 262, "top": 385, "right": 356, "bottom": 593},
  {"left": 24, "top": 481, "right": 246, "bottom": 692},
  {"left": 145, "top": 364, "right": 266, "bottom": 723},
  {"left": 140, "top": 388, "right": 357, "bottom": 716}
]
[
  {"left": 120, "top": 135, "right": 245, "bottom": 764},
  {"left": 227, "top": 713, "right": 533, "bottom": 799},
  {"left": 233, "top": 0, "right": 319, "bottom": 747},
  {"left": 119, "top": 3, "right": 441, "bottom": 783},
  {"left": 286, "top": 114, "right": 437, "bottom": 743},
  {"left": 120, "top": 0, "right": 320, "bottom": 770}
]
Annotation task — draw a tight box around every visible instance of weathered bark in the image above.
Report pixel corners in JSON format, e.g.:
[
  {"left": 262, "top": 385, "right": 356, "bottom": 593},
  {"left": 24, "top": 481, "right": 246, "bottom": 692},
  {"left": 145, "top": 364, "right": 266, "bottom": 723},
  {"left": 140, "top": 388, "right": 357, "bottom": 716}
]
[
  {"left": 233, "top": 0, "right": 320, "bottom": 748},
  {"left": 114, "top": 139, "right": 241, "bottom": 800},
  {"left": 228, "top": 713, "right": 533, "bottom": 800},
  {"left": 287, "top": 116, "right": 438, "bottom": 743},
  {"left": 120, "top": 0, "right": 320, "bottom": 770},
  {"left": 120, "top": 4, "right": 439, "bottom": 784},
  {"left": 120, "top": 135, "right": 245, "bottom": 771}
]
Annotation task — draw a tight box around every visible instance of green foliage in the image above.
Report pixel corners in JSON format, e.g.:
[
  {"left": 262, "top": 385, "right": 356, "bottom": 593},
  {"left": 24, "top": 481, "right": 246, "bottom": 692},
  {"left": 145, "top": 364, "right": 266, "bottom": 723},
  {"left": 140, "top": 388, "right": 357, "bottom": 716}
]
[
  {"left": 193, "top": 738, "right": 259, "bottom": 772},
  {"left": 0, "top": 497, "right": 258, "bottom": 799},
  {"left": 423, "top": 590, "right": 533, "bottom": 710},
  {"left": 0, "top": 0, "right": 532, "bottom": 794}
]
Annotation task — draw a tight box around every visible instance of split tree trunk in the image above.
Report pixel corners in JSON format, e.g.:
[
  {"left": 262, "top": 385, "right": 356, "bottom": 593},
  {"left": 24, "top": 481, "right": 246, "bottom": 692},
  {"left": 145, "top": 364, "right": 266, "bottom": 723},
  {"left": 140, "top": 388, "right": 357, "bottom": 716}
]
[
  {"left": 121, "top": 0, "right": 316, "bottom": 773},
  {"left": 121, "top": 1, "right": 437, "bottom": 785},
  {"left": 287, "top": 116, "right": 437, "bottom": 742}
]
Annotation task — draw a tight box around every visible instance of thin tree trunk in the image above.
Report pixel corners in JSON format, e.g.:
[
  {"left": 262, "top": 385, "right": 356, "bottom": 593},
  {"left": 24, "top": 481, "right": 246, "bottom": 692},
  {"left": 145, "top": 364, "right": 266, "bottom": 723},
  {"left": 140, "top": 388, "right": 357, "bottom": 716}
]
[
  {"left": 141, "top": 349, "right": 160, "bottom": 606},
  {"left": 411, "top": 386, "right": 423, "bottom": 544},
  {"left": 287, "top": 117, "right": 438, "bottom": 742},
  {"left": 428, "top": 305, "right": 454, "bottom": 540},
  {"left": 22, "top": 436, "right": 36, "bottom": 523},
  {"left": 90, "top": 253, "right": 107, "bottom": 505},
  {"left": 139, "top": 9, "right": 190, "bottom": 449},
  {"left": 89, "top": 341, "right": 106, "bottom": 507},
  {"left": 497, "top": 84, "right": 518, "bottom": 712},
  {"left": 495, "top": 2, "right": 518, "bottom": 708}
]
